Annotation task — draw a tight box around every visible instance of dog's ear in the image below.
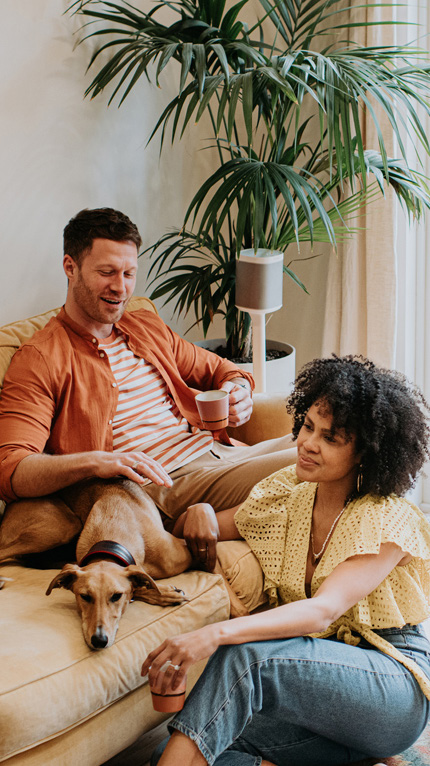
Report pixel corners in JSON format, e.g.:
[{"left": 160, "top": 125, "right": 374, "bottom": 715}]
[
  {"left": 45, "top": 563, "right": 81, "bottom": 595},
  {"left": 124, "top": 564, "right": 161, "bottom": 593}
]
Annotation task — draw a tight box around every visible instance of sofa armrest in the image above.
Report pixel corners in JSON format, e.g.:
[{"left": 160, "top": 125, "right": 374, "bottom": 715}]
[{"left": 227, "top": 392, "right": 293, "bottom": 445}]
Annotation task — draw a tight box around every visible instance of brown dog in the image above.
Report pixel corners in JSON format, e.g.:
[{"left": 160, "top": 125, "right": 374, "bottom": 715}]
[{"left": 0, "top": 477, "right": 247, "bottom": 649}]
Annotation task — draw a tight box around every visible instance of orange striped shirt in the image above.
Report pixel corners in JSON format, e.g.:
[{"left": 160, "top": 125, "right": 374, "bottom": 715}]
[
  {"left": 0, "top": 306, "right": 254, "bottom": 504},
  {"left": 99, "top": 332, "right": 213, "bottom": 480}
]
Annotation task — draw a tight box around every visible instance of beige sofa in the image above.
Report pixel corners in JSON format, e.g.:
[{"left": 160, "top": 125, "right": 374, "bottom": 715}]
[{"left": 0, "top": 297, "right": 292, "bottom": 766}]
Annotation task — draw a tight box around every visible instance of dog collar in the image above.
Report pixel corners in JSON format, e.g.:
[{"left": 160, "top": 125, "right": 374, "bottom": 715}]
[{"left": 79, "top": 540, "right": 136, "bottom": 568}]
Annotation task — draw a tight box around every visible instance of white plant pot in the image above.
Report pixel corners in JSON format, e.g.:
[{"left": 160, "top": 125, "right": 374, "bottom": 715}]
[{"left": 196, "top": 338, "right": 296, "bottom": 395}]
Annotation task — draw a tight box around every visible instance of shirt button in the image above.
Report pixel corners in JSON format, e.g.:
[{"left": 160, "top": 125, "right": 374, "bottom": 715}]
[
  {"left": 92, "top": 338, "right": 97, "bottom": 344},
  {"left": 108, "top": 419, "right": 113, "bottom": 425},
  {"left": 112, "top": 382, "right": 117, "bottom": 388},
  {"left": 100, "top": 352, "right": 105, "bottom": 358}
]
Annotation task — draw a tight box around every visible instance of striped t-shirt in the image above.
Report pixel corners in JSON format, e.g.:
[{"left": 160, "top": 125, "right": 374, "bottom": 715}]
[{"left": 99, "top": 332, "right": 213, "bottom": 482}]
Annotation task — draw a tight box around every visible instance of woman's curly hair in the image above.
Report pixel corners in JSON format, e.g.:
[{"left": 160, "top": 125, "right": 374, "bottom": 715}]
[{"left": 287, "top": 355, "right": 430, "bottom": 497}]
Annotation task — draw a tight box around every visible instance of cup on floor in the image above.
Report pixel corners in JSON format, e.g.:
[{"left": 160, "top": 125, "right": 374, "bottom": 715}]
[{"left": 195, "top": 390, "right": 229, "bottom": 430}]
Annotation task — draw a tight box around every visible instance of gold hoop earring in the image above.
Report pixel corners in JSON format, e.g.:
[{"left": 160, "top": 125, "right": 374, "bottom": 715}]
[{"left": 356, "top": 465, "right": 364, "bottom": 494}]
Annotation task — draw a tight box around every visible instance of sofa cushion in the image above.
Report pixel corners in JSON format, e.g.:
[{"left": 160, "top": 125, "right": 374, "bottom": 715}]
[
  {"left": 228, "top": 392, "right": 293, "bottom": 445},
  {"left": 0, "top": 562, "right": 229, "bottom": 762},
  {"left": 217, "top": 540, "right": 267, "bottom": 612}
]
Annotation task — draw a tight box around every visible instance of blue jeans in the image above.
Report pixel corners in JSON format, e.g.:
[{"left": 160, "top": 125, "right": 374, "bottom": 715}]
[{"left": 151, "top": 624, "right": 430, "bottom": 766}]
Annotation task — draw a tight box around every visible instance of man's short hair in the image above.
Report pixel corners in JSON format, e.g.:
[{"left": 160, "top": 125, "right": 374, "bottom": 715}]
[{"left": 63, "top": 208, "right": 142, "bottom": 264}]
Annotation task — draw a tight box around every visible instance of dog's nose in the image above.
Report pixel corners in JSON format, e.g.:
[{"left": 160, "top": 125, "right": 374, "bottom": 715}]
[{"left": 91, "top": 628, "right": 109, "bottom": 649}]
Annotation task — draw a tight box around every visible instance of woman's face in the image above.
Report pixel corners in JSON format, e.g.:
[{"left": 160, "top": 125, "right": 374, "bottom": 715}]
[{"left": 296, "top": 401, "right": 361, "bottom": 488}]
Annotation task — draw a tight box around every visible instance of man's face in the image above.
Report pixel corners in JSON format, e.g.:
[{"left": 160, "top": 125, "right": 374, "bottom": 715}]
[{"left": 64, "top": 238, "right": 138, "bottom": 336}]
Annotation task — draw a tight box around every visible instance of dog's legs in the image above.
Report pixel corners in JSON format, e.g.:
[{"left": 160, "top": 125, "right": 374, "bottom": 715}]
[
  {"left": 62, "top": 478, "right": 194, "bottom": 580},
  {"left": 141, "top": 530, "right": 192, "bottom": 580},
  {"left": 0, "top": 496, "right": 82, "bottom": 563}
]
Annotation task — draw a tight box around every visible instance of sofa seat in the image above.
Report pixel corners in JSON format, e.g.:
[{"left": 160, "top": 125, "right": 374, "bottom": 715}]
[
  {"left": 0, "top": 562, "right": 231, "bottom": 765},
  {"left": 0, "top": 538, "right": 268, "bottom": 766}
]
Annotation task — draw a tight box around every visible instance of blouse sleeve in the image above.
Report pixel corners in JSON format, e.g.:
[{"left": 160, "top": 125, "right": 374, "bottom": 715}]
[
  {"left": 320, "top": 494, "right": 430, "bottom": 566},
  {"left": 316, "top": 494, "right": 430, "bottom": 628}
]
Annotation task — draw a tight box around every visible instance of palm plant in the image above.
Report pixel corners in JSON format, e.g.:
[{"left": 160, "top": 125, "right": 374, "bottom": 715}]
[{"left": 70, "top": 0, "right": 430, "bottom": 358}]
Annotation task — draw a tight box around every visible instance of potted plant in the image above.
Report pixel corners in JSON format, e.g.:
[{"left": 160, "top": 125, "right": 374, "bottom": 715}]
[{"left": 69, "top": 0, "right": 430, "bottom": 370}]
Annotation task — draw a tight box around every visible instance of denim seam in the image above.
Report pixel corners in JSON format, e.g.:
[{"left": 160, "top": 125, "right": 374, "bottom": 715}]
[
  {"left": 169, "top": 720, "right": 264, "bottom": 766},
  {"left": 168, "top": 721, "right": 217, "bottom": 765}
]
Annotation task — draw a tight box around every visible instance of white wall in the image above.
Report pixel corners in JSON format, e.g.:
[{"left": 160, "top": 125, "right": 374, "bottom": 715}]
[
  {"left": 0, "top": 0, "right": 200, "bottom": 324},
  {"left": 0, "top": 0, "right": 327, "bottom": 374}
]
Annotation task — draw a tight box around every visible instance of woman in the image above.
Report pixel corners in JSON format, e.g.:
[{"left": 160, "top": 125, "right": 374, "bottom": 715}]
[{"left": 142, "top": 356, "right": 430, "bottom": 766}]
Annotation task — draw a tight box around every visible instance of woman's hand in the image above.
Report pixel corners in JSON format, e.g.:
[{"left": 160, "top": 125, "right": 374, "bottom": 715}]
[
  {"left": 182, "top": 503, "right": 220, "bottom": 571},
  {"left": 141, "top": 624, "right": 222, "bottom": 693}
]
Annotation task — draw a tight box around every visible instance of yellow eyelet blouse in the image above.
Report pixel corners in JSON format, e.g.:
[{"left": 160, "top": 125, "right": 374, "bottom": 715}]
[{"left": 234, "top": 465, "right": 430, "bottom": 699}]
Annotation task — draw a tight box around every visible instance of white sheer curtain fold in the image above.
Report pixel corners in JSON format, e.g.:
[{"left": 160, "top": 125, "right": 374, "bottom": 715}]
[
  {"left": 322, "top": 0, "right": 430, "bottom": 509},
  {"left": 321, "top": 3, "right": 397, "bottom": 367}
]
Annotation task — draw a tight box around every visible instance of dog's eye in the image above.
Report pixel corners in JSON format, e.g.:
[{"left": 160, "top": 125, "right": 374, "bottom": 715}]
[
  {"left": 110, "top": 593, "right": 123, "bottom": 603},
  {"left": 80, "top": 593, "right": 93, "bottom": 603}
]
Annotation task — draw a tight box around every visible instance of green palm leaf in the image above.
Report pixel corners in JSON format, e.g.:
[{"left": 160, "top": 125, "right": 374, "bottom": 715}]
[{"left": 70, "top": 0, "right": 430, "bottom": 357}]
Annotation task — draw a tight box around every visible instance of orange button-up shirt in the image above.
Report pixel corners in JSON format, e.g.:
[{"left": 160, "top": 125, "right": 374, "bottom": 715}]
[{"left": 0, "top": 307, "right": 254, "bottom": 503}]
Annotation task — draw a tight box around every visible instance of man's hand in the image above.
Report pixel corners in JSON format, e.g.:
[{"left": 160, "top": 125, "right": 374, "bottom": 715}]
[
  {"left": 182, "top": 503, "right": 219, "bottom": 571},
  {"left": 92, "top": 451, "right": 172, "bottom": 487},
  {"left": 220, "top": 379, "right": 253, "bottom": 428},
  {"left": 11, "top": 449, "right": 172, "bottom": 499}
]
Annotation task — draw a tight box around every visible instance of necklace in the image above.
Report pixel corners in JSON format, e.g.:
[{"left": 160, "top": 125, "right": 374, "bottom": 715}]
[{"left": 311, "top": 491, "right": 350, "bottom": 563}]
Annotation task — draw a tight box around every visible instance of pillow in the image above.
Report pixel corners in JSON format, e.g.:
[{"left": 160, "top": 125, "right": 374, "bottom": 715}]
[{"left": 217, "top": 539, "right": 268, "bottom": 612}]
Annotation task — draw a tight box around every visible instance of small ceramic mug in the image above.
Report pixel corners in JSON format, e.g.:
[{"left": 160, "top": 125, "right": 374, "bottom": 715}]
[
  {"left": 195, "top": 390, "right": 229, "bottom": 430},
  {"left": 149, "top": 662, "right": 187, "bottom": 713}
]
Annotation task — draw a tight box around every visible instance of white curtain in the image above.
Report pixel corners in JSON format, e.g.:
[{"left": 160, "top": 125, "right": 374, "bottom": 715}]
[
  {"left": 322, "top": 0, "right": 430, "bottom": 509},
  {"left": 321, "top": 3, "right": 398, "bottom": 367}
]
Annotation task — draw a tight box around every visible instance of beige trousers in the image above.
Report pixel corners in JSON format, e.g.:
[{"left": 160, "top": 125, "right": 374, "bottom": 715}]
[
  {"left": 0, "top": 437, "right": 296, "bottom": 562},
  {"left": 144, "top": 434, "right": 297, "bottom": 521}
]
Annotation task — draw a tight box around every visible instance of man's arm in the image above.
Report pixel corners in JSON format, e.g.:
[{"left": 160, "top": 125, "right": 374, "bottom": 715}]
[
  {"left": 11, "top": 450, "right": 173, "bottom": 498},
  {"left": 0, "top": 330, "right": 173, "bottom": 501},
  {"left": 165, "top": 321, "right": 254, "bottom": 395}
]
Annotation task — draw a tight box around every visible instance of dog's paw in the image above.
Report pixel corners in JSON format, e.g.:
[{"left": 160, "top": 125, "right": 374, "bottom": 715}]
[{"left": 133, "top": 584, "right": 189, "bottom": 606}]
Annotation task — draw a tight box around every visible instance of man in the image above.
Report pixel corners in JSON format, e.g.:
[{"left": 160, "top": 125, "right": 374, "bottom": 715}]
[{"left": 0, "top": 208, "right": 296, "bottom": 565}]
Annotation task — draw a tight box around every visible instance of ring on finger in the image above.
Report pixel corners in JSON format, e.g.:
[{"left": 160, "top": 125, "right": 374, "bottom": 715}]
[
  {"left": 167, "top": 662, "right": 181, "bottom": 671},
  {"left": 199, "top": 546, "right": 207, "bottom": 553}
]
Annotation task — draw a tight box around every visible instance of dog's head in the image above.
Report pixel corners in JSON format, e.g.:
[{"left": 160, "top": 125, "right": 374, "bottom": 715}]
[{"left": 46, "top": 561, "right": 160, "bottom": 650}]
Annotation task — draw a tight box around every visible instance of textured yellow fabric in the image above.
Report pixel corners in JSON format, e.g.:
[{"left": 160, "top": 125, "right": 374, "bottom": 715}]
[{"left": 235, "top": 464, "right": 430, "bottom": 698}]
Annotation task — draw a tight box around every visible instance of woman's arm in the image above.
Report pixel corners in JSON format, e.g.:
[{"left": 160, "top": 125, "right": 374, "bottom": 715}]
[
  {"left": 171, "top": 504, "right": 242, "bottom": 571},
  {"left": 141, "top": 541, "right": 405, "bottom": 692}
]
